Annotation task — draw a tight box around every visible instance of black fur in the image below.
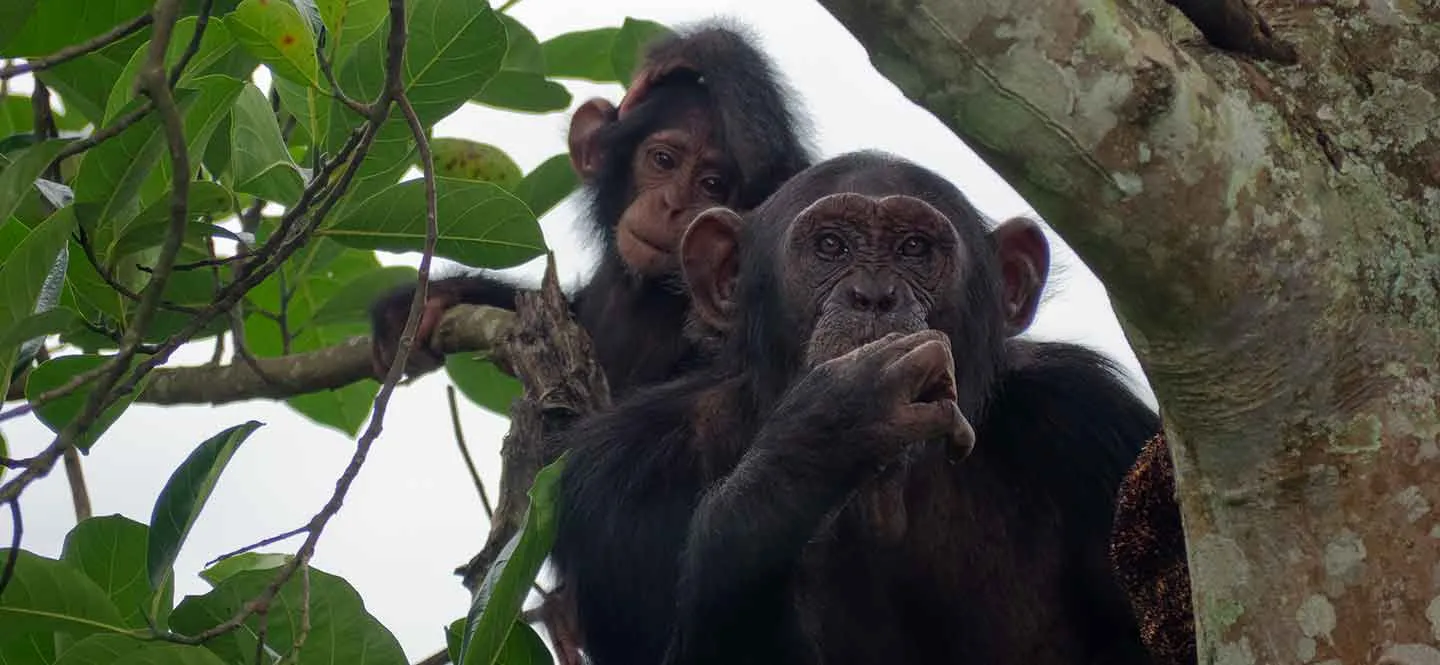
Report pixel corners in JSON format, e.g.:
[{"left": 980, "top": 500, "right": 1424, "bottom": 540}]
[
  {"left": 371, "top": 22, "right": 813, "bottom": 397},
  {"left": 552, "top": 152, "right": 1158, "bottom": 665}
]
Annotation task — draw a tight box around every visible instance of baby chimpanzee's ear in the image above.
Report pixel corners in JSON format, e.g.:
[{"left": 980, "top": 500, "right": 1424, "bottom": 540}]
[
  {"left": 567, "top": 98, "right": 616, "bottom": 179},
  {"left": 991, "top": 216, "right": 1051, "bottom": 336},
  {"left": 681, "top": 208, "right": 743, "bottom": 332}
]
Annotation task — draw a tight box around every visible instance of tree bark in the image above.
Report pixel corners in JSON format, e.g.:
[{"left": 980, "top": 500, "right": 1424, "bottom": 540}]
[{"left": 815, "top": 0, "right": 1440, "bottom": 661}]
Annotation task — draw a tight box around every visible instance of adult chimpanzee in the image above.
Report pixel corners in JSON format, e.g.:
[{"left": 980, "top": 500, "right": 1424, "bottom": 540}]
[
  {"left": 370, "top": 22, "right": 814, "bottom": 396},
  {"left": 551, "top": 151, "right": 1160, "bottom": 665}
]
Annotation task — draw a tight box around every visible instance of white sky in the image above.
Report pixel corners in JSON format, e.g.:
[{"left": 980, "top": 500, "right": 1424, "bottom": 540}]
[{"left": 2, "top": 0, "right": 1155, "bottom": 660}]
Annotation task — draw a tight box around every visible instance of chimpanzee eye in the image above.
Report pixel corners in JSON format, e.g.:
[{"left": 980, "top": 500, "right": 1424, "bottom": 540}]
[
  {"left": 651, "top": 148, "right": 678, "bottom": 171},
  {"left": 815, "top": 232, "right": 848, "bottom": 259},
  {"left": 899, "top": 236, "right": 932, "bottom": 258},
  {"left": 698, "top": 175, "right": 727, "bottom": 200}
]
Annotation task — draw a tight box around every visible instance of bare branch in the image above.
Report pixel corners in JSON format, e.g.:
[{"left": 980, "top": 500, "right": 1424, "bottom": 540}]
[
  {"left": 167, "top": 0, "right": 214, "bottom": 87},
  {"left": 0, "top": 12, "right": 155, "bottom": 81},
  {"left": 447, "top": 385, "right": 494, "bottom": 518},
  {"left": 61, "top": 447, "right": 92, "bottom": 521}
]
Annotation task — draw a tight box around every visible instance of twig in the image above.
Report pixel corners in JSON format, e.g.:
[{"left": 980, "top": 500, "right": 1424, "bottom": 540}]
[
  {"left": 53, "top": 102, "right": 154, "bottom": 164},
  {"left": 0, "top": 12, "right": 155, "bottom": 81},
  {"left": 446, "top": 385, "right": 494, "bottom": 518},
  {"left": 318, "top": 48, "right": 370, "bottom": 117},
  {"left": 205, "top": 525, "right": 308, "bottom": 567},
  {"left": 30, "top": 81, "right": 60, "bottom": 182},
  {"left": 75, "top": 226, "right": 203, "bottom": 314},
  {"left": 0, "top": 499, "right": 20, "bottom": 596},
  {"left": 167, "top": 0, "right": 213, "bottom": 87},
  {"left": 61, "top": 447, "right": 92, "bottom": 521}
]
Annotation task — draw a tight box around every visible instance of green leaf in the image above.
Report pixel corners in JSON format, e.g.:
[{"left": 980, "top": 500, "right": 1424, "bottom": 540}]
[
  {"left": 171, "top": 566, "right": 407, "bottom": 665},
  {"left": 51, "top": 633, "right": 145, "bottom": 665},
  {"left": 147, "top": 421, "right": 264, "bottom": 593},
  {"left": 0, "top": 208, "right": 76, "bottom": 402},
  {"left": 307, "top": 265, "right": 417, "bottom": 327},
  {"left": 35, "top": 32, "right": 150, "bottom": 126},
  {"left": 0, "top": 0, "right": 39, "bottom": 53},
  {"left": 431, "top": 138, "right": 523, "bottom": 190},
  {"left": 73, "top": 77, "right": 244, "bottom": 233},
  {"left": 113, "top": 644, "right": 231, "bottom": 665},
  {"left": 25, "top": 353, "right": 149, "bottom": 452},
  {"left": 449, "top": 619, "right": 551, "bottom": 665},
  {"left": 323, "top": 177, "right": 546, "bottom": 269},
  {"left": 0, "top": 138, "right": 69, "bottom": 227},
  {"left": 133, "top": 75, "right": 248, "bottom": 216},
  {"left": 398, "top": 0, "right": 508, "bottom": 125},
  {"left": 103, "top": 17, "right": 242, "bottom": 124},
  {"left": 226, "top": 0, "right": 321, "bottom": 87},
  {"left": 0, "top": 0, "right": 151, "bottom": 57},
  {"left": 445, "top": 354, "right": 520, "bottom": 416},
  {"left": 610, "top": 18, "right": 672, "bottom": 85},
  {"left": 0, "top": 431, "right": 6, "bottom": 483},
  {"left": 62, "top": 515, "right": 172, "bottom": 630},
  {"left": 0, "top": 550, "right": 130, "bottom": 664},
  {"left": 273, "top": 66, "right": 332, "bottom": 148},
  {"left": 512, "top": 154, "right": 578, "bottom": 219},
  {"left": 287, "top": 380, "right": 376, "bottom": 437},
  {"left": 316, "top": 0, "right": 387, "bottom": 68},
  {"left": 540, "top": 28, "right": 620, "bottom": 82},
  {"left": 496, "top": 14, "right": 543, "bottom": 74},
  {"left": 0, "top": 95, "right": 34, "bottom": 137},
  {"left": 473, "top": 71, "right": 571, "bottom": 114},
  {"left": 227, "top": 83, "right": 305, "bottom": 205},
  {"left": 0, "top": 307, "right": 78, "bottom": 350},
  {"left": 460, "top": 456, "right": 567, "bottom": 665},
  {"left": 105, "top": 181, "right": 236, "bottom": 261},
  {"left": 199, "top": 552, "right": 291, "bottom": 586}
]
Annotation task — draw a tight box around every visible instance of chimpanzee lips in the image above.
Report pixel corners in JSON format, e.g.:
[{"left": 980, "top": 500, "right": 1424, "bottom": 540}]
[{"left": 802, "top": 311, "right": 928, "bottom": 369}]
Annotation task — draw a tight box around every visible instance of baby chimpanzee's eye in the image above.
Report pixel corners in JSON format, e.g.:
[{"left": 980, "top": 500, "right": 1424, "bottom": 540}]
[
  {"left": 899, "top": 236, "right": 932, "bottom": 258},
  {"left": 698, "top": 175, "right": 727, "bottom": 200},
  {"left": 651, "top": 148, "right": 678, "bottom": 171},
  {"left": 815, "top": 232, "right": 848, "bottom": 259}
]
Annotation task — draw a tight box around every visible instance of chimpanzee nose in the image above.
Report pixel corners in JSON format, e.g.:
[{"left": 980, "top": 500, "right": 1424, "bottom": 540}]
[{"left": 847, "top": 275, "right": 899, "bottom": 313}]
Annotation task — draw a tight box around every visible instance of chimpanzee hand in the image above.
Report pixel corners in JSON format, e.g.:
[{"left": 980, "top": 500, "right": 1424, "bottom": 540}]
[
  {"left": 369, "top": 283, "right": 453, "bottom": 380},
  {"left": 779, "top": 330, "right": 975, "bottom": 461}
]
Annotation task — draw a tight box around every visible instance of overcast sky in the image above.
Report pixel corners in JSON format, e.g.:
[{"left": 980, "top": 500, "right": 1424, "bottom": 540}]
[{"left": 3, "top": 0, "right": 1155, "bottom": 660}]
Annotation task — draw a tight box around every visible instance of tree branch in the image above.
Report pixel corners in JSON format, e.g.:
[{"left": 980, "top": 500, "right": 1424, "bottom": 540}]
[{"left": 0, "top": 12, "right": 154, "bottom": 81}]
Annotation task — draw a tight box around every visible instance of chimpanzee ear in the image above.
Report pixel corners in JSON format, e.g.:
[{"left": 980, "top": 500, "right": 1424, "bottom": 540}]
[
  {"left": 568, "top": 98, "right": 615, "bottom": 179},
  {"left": 681, "top": 207, "right": 743, "bottom": 332},
  {"left": 991, "top": 216, "right": 1050, "bottom": 336}
]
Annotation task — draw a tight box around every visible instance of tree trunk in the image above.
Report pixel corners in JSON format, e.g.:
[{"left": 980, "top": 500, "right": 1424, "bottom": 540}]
[{"left": 814, "top": 0, "right": 1440, "bottom": 661}]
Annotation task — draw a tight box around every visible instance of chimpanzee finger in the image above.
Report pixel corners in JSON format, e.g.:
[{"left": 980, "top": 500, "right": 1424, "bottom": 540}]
[
  {"left": 878, "top": 336, "right": 957, "bottom": 404},
  {"left": 847, "top": 330, "right": 947, "bottom": 375},
  {"left": 892, "top": 400, "right": 974, "bottom": 458}
]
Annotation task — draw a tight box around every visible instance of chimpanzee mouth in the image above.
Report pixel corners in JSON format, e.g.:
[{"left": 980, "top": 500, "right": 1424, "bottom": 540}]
[{"left": 802, "top": 312, "right": 928, "bottom": 369}]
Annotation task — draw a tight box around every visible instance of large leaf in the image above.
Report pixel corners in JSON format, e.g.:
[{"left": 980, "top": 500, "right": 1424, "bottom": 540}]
[
  {"left": 0, "top": 139, "right": 70, "bottom": 228},
  {"left": 307, "top": 265, "right": 417, "bottom": 327},
  {"left": 132, "top": 75, "right": 249, "bottom": 217},
  {"left": 0, "top": 0, "right": 39, "bottom": 53},
  {"left": 430, "top": 138, "right": 522, "bottom": 190},
  {"left": 0, "top": 208, "right": 76, "bottom": 402},
  {"left": 446, "top": 354, "right": 520, "bottom": 417},
  {"left": 198, "top": 552, "right": 291, "bottom": 586},
  {"left": 25, "top": 353, "right": 149, "bottom": 452},
  {"left": 473, "top": 72, "right": 571, "bottom": 114},
  {"left": 0, "top": 550, "right": 130, "bottom": 664},
  {"left": 35, "top": 32, "right": 150, "bottom": 126},
  {"left": 540, "top": 28, "right": 621, "bottom": 82},
  {"left": 105, "top": 181, "right": 236, "bottom": 261},
  {"left": 512, "top": 154, "right": 578, "bottom": 219},
  {"left": 147, "top": 421, "right": 264, "bottom": 593},
  {"left": 459, "top": 456, "right": 567, "bottom": 665},
  {"left": 62, "top": 515, "right": 172, "bottom": 630},
  {"left": 322, "top": 177, "right": 545, "bottom": 269},
  {"left": 73, "top": 76, "right": 245, "bottom": 233},
  {"left": 227, "top": 83, "right": 304, "bottom": 205},
  {"left": 609, "top": 18, "right": 673, "bottom": 84},
  {"left": 0, "top": 95, "right": 34, "bottom": 137},
  {"left": 0, "top": 0, "right": 151, "bottom": 57},
  {"left": 113, "top": 644, "right": 231, "bottom": 665},
  {"left": 225, "top": 0, "right": 320, "bottom": 87},
  {"left": 103, "top": 17, "right": 241, "bottom": 124},
  {"left": 316, "top": 0, "right": 387, "bottom": 68},
  {"left": 448, "top": 619, "right": 551, "bottom": 665},
  {"left": 51, "top": 633, "right": 145, "bottom": 665},
  {"left": 171, "top": 566, "right": 407, "bottom": 665}
]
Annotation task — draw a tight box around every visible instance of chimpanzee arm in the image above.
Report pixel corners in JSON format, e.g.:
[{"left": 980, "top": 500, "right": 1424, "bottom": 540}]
[{"left": 668, "top": 409, "right": 873, "bottom": 665}]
